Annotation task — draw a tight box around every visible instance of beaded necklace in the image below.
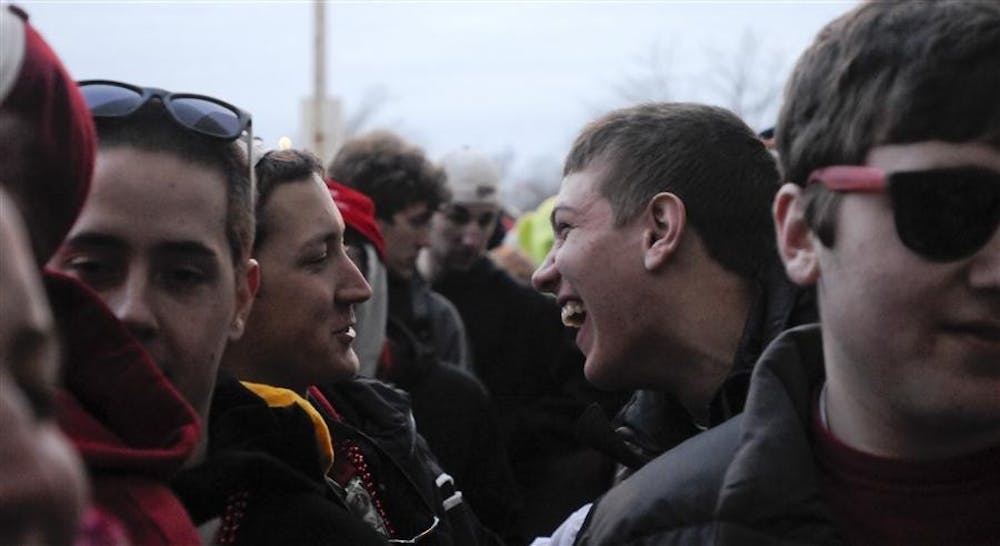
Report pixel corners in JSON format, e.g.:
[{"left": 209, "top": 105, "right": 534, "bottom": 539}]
[
  {"left": 216, "top": 491, "right": 249, "bottom": 545},
  {"left": 338, "top": 439, "right": 397, "bottom": 538}
]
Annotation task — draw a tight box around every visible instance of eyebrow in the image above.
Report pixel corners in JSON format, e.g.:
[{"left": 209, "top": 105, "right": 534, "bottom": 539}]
[
  {"left": 152, "top": 240, "right": 219, "bottom": 260},
  {"left": 304, "top": 229, "right": 343, "bottom": 249},
  {"left": 62, "top": 232, "right": 127, "bottom": 251},
  {"left": 63, "top": 232, "right": 218, "bottom": 260}
]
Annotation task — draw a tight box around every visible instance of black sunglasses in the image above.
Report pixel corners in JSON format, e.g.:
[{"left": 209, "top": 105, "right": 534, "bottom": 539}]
[
  {"left": 807, "top": 166, "right": 1000, "bottom": 262},
  {"left": 78, "top": 79, "right": 251, "bottom": 140}
]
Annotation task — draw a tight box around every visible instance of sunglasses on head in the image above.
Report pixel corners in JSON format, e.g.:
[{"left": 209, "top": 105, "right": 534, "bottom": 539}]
[
  {"left": 78, "top": 79, "right": 251, "bottom": 140},
  {"left": 807, "top": 166, "right": 1000, "bottom": 262},
  {"left": 78, "top": 80, "right": 254, "bottom": 187}
]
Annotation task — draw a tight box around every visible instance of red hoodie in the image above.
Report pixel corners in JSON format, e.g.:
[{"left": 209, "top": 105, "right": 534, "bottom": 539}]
[
  {"left": 49, "top": 272, "right": 201, "bottom": 545},
  {"left": 3, "top": 6, "right": 198, "bottom": 544}
]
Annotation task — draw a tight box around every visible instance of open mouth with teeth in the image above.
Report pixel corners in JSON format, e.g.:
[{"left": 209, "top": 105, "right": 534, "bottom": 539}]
[{"left": 561, "top": 301, "right": 587, "bottom": 328}]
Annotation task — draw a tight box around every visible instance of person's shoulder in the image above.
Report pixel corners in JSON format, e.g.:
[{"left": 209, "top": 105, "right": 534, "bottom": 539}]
[
  {"left": 327, "top": 376, "right": 413, "bottom": 415},
  {"left": 418, "top": 359, "right": 489, "bottom": 400},
  {"left": 477, "top": 255, "right": 560, "bottom": 315},
  {"left": 577, "top": 415, "right": 743, "bottom": 546},
  {"left": 428, "top": 288, "right": 464, "bottom": 322},
  {"left": 468, "top": 255, "right": 535, "bottom": 293}
]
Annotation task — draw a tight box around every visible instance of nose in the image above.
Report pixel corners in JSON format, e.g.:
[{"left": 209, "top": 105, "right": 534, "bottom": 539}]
[
  {"left": 531, "top": 249, "right": 560, "bottom": 293},
  {"left": 337, "top": 255, "right": 373, "bottom": 306},
  {"left": 461, "top": 223, "right": 486, "bottom": 250},
  {"left": 108, "top": 272, "right": 159, "bottom": 343}
]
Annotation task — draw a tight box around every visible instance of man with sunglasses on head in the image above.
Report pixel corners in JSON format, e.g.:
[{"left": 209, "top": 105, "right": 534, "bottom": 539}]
[
  {"left": 46, "top": 80, "right": 260, "bottom": 544},
  {"left": 574, "top": 2, "right": 1000, "bottom": 544}
]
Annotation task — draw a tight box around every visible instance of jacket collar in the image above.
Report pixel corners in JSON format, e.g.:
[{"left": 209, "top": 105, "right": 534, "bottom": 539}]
[
  {"left": 612, "top": 262, "right": 816, "bottom": 459},
  {"left": 714, "top": 324, "right": 841, "bottom": 544}
]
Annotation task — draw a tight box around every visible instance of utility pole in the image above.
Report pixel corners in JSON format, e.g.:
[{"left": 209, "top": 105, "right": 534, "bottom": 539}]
[{"left": 313, "top": 0, "right": 326, "bottom": 162}]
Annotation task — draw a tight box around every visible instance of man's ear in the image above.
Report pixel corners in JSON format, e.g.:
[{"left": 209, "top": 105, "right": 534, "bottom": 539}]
[
  {"left": 774, "top": 184, "right": 819, "bottom": 285},
  {"left": 230, "top": 258, "right": 260, "bottom": 340},
  {"left": 643, "top": 192, "right": 685, "bottom": 271}
]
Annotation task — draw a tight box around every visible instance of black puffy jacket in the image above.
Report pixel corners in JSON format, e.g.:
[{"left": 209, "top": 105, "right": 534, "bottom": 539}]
[{"left": 576, "top": 325, "right": 843, "bottom": 545}]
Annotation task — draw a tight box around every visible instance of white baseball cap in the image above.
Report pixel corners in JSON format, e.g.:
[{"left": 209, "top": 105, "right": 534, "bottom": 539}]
[{"left": 440, "top": 147, "right": 500, "bottom": 206}]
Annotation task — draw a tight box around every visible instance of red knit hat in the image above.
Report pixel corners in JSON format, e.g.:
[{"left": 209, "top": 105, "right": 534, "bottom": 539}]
[
  {"left": 1, "top": 6, "right": 96, "bottom": 262},
  {"left": 326, "top": 178, "right": 385, "bottom": 259}
]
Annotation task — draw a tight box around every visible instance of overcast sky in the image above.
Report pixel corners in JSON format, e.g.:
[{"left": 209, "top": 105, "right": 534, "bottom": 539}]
[{"left": 22, "top": 0, "right": 855, "bottom": 205}]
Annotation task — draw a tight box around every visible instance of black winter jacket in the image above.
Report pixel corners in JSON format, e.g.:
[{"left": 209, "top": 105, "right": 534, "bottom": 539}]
[
  {"left": 384, "top": 270, "right": 521, "bottom": 537},
  {"left": 312, "top": 378, "right": 504, "bottom": 546},
  {"left": 388, "top": 272, "right": 471, "bottom": 371},
  {"left": 383, "top": 316, "right": 521, "bottom": 539},
  {"left": 172, "top": 377, "right": 388, "bottom": 546},
  {"left": 576, "top": 325, "right": 843, "bottom": 545}
]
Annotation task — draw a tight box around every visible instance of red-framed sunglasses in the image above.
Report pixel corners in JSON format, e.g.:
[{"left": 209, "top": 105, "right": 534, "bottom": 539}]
[{"left": 807, "top": 165, "right": 1000, "bottom": 262}]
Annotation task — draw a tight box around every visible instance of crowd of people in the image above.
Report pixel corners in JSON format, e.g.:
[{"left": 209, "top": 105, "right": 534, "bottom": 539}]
[{"left": 1, "top": 1, "right": 998, "bottom": 544}]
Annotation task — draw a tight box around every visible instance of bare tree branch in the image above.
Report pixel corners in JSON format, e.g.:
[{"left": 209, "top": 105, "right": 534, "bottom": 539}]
[
  {"left": 501, "top": 154, "right": 562, "bottom": 214},
  {"left": 610, "top": 29, "right": 786, "bottom": 130},
  {"left": 344, "top": 85, "right": 392, "bottom": 136},
  {"left": 702, "top": 29, "right": 785, "bottom": 129},
  {"left": 613, "top": 39, "right": 677, "bottom": 104}
]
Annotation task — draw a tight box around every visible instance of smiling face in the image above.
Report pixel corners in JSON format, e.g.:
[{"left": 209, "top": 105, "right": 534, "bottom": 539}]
[
  {"left": 531, "top": 166, "right": 649, "bottom": 389},
  {"left": 380, "top": 202, "right": 433, "bottom": 280},
  {"left": 780, "top": 140, "right": 1000, "bottom": 456},
  {"left": 48, "top": 147, "right": 255, "bottom": 423},
  {"left": 236, "top": 176, "right": 372, "bottom": 393},
  {"left": 0, "top": 194, "right": 87, "bottom": 546}
]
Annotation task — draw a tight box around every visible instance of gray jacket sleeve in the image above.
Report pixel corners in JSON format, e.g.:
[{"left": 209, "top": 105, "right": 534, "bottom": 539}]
[{"left": 428, "top": 290, "right": 474, "bottom": 373}]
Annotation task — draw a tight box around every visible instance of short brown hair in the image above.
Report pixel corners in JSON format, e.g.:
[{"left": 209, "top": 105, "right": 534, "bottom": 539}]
[
  {"left": 327, "top": 130, "right": 448, "bottom": 222},
  {"left": 565, "top": 102, "right": 780, "bottom": 278},
  {"left": 95, "top": 104, "right": 255, "bottom": 265},
  {"left": 777, "top": 0, "right": 1000, "bottom": 246},
  {"left": 253, "top": 148, "right": 325, "bottom": 249}
]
